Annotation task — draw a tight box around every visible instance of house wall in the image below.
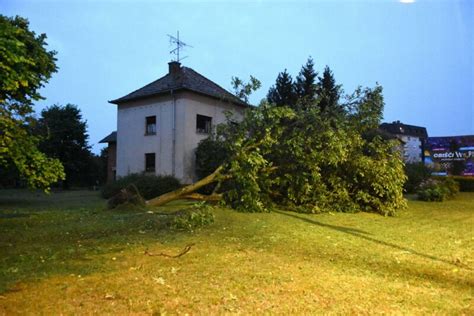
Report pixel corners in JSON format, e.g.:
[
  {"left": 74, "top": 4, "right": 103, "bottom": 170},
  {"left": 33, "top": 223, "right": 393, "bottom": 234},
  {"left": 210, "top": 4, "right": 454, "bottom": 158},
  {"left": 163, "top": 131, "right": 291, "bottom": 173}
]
[
  {"left": 116, "top": 94, "right": 175, "bottom": 178},
  {"left": 116, "top": 92, "right": 245, "bottom": 183},
  {"left": 178, "top": 91, "right": 244, "bottom": 183},
  {"left": 106, "top": 142, "right": 117, "bottom": 183}
]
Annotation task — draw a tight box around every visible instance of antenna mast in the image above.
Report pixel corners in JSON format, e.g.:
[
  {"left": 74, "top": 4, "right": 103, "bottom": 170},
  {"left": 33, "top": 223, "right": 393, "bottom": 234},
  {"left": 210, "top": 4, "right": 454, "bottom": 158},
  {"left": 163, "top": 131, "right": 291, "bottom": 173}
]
[{"left": 167, "top": 31, "right": 193, "bottom": 62}]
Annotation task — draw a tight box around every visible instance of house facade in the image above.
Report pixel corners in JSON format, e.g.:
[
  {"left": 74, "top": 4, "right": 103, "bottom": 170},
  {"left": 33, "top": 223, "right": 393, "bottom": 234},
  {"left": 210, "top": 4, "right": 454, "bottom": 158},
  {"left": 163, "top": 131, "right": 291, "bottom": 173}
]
[
  {"left": 105, "top": 61, "right": 247, "bottom": 184},
  {"left": 99, "top": 131, "right": 117, "bottom": 182},
  {"left": 379, "top": 121, "right": 428, "bottom": 163}
]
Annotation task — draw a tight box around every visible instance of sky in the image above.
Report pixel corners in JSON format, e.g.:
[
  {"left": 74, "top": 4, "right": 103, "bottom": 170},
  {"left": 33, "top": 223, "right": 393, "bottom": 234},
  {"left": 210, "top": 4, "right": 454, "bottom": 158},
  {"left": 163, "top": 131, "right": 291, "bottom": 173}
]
[{"left": 3, "top": 0, "right": 473, "bottom": 153}]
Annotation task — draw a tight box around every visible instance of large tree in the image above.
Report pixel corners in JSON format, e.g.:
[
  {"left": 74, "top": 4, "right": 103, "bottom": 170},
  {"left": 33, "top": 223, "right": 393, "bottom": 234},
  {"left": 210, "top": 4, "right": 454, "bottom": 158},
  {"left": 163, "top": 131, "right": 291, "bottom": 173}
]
[
  {"left": 267, "top": 69, "right": 297, "bottom": 108},
  {"left": 148, "top": 84, "right": 406, "bottom": 216},
  {"left": 0, "top": 15, "right": 64, "bottom": 190},
  {"left": 36, "top": 104, "right": 96, "bottom": 188},
  {"left": 295, "top": 57, "right": 318, "bottom": 106},
  {"left": 317, "top": 66, "right": 342, "bottom": 115}
]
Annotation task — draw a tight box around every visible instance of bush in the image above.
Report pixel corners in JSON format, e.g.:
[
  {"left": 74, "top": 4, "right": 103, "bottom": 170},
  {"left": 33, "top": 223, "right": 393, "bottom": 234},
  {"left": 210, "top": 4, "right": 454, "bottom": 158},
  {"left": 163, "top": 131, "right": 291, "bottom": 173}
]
[
  {"left": 195, "top": 136, "right": 231, "bottom": 195},
  {"left": 170, "top": 203, "right": 215, "bottom": 231},
  {"left": 451, "top": 176, "right": 474, "bottom": 192},
  {"left": 101, "top": 173, "right": 181, "bottom": 200},
  {"left": 106, "top": 184, "right": 146, "bottom": 210},
  {"left": 404, "top": 162, "right": 432, "bottom": 194},
  {"left": 417, "top": 177, "right": 459, "bottom": 201}
]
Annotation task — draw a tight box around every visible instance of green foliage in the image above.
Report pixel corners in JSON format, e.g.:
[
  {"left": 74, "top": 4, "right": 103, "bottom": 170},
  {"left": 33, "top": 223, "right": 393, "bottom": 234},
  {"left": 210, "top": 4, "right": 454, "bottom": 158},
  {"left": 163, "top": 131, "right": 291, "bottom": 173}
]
[
  {"left": 267, "top": 69, "right": 297, "bottom": 108},
  {"left": 36, "top": 104, "right": 97, "bottom": 188},
  {"left": 317, "top": 66, "right": 342, "bottom": 114},
  {"left": 267, "top": 62, "right": 343, "bottom": 117},
  {"left": 170, "top": 203, "right": 215, "bottom": 231},
  {"left": 404, "top": 162, "right": 432, "bottom": 193},
  {"left": 0, "top": 15, "right": 57, "bottom": 108},
  {"left": 451, "top": 176, "right": 474, "bottom": 192},
  {"left": 195, "top": 136, "right": 230, "bottom": 180},
  {"left": 295, "top": 57, "right": 318, "bottom": 105},
  {"left": 102, "top": 173, "right": 181, "bottom": 200},
  {"left": 0, "top": 15, "right": 64, "bottom": 190},
  {"left": 417, "top": 178, "right": 459, "bottom": 201},
  {"left": 231, "top": 76, "right": 261, "bottom": 103},
  {"left": 211, "top": 83, "right": 406, "bottom": 215}
]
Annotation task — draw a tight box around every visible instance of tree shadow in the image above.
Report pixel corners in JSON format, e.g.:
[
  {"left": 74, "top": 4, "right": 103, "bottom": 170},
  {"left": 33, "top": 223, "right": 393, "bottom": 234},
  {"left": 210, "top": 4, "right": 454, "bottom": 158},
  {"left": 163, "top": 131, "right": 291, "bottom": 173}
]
[
  {"left": 273, "top": 210, "right": 471, "bottom": 270},
  {"left": 0, "top": 213, "right": 31, "bottom": 219}
]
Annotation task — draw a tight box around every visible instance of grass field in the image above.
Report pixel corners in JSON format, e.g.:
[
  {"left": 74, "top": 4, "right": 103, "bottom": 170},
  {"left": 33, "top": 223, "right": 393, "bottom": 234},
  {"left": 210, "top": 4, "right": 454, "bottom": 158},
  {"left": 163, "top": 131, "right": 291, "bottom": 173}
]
[{"left": 0, "top": 190, "right": 473, "bottom": 314}]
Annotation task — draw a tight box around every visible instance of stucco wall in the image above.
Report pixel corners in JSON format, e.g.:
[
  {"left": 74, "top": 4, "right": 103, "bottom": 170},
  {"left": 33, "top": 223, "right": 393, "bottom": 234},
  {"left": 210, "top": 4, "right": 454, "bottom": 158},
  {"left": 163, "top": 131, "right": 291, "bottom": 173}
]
[
  {"left": 116, "top": 92, "right": 245, "bottom": 183},
  {"left": 178, "top": 91, "right": 244, "bottom": 183},
  {"left": 116, "top": 95, "right": 175, "bottom": 178}
]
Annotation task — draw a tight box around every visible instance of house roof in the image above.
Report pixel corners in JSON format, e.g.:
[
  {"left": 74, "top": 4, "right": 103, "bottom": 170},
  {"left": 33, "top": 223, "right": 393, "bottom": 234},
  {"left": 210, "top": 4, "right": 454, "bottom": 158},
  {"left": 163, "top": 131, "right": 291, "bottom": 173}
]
[
  {"left": 379, "top": 121, "right": 428, "bottom": 139},
  {"left": 99, "top": 131, "right": 117, "bottom": 143},
  {"left": 109, "top": 62, "right": 248, "bottom": 107}
]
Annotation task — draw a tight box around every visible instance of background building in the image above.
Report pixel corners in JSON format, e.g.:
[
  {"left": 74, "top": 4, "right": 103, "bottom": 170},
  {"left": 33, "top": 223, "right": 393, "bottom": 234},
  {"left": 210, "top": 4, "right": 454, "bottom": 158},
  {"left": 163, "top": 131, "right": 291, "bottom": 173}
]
[
  {"left": 379, "top": 121, "right": 428, "bottom": 163},
  {"left": 424, "top": 135, "right": 474, "bottom": 176}
]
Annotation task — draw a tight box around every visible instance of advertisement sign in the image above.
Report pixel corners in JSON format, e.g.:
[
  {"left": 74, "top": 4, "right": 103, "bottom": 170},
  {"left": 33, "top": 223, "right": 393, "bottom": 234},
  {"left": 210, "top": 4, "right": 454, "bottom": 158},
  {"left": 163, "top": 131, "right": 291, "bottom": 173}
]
[{"left": 424, "top": 136, "right": 474, "bottom": 176}]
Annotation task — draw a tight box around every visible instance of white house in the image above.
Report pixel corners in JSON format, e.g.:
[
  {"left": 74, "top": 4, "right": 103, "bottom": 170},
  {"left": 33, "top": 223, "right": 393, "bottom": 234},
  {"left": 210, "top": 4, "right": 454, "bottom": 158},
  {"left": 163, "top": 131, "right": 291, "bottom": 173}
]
[{"left": 104, "top": 61, "right": 248, "bottom": 184}]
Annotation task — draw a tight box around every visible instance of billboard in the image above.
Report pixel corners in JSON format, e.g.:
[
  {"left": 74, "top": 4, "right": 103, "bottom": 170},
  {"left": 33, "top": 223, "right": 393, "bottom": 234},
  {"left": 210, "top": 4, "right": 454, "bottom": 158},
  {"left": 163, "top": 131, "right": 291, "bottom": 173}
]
[{"left": 424, "top": 135, "right": 474, "bottom": 176}]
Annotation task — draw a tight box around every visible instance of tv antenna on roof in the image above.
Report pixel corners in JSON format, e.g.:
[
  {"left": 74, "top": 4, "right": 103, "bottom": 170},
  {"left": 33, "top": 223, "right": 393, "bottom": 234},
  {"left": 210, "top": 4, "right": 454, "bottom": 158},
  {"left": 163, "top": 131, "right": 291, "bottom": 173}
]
[{"left": 167, "top": 31, "right": 193, "bottom": 62}]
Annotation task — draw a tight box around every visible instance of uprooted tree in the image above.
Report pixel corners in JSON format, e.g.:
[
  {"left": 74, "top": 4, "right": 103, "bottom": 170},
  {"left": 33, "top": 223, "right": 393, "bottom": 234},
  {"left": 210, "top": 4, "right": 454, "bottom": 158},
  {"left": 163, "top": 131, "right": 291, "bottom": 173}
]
[{"left": 147, "top": 83, "right": 407, "bottom": 216}]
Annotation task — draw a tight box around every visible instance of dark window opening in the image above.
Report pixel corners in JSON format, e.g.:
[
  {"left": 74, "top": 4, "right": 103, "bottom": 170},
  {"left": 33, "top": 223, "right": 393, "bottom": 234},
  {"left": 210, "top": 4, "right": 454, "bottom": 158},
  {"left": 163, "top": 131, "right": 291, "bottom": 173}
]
[
  {"left": 145, "top": 153, "right": 155, "bottom": 172},
  {"left": 145, "top": 116, "right": 156, "bottom": 135},
  {"left": 196, "top": 114, "right": 212, "bottom": 134}
]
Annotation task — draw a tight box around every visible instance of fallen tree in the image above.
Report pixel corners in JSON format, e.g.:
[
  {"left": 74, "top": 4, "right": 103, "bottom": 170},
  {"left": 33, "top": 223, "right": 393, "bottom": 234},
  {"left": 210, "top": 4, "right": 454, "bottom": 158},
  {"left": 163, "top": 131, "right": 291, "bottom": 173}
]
[{"left": 146, "top": 85, "right": 407, "bottom": 216}]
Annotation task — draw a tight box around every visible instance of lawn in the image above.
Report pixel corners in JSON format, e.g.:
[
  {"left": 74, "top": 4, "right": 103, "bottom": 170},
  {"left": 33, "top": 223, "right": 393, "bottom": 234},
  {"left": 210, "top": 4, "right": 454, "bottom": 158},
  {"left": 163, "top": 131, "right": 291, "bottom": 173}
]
[{"left": 0, "top": 190, "right": 472, "bottom": 314}]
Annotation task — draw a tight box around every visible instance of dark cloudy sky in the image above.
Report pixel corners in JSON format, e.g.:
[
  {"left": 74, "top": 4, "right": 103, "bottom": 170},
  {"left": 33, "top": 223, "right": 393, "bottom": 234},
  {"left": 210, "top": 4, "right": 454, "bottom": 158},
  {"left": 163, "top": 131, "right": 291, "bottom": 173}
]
[{"left": 3, "top": 0, "right": 473, "bottom": 153}]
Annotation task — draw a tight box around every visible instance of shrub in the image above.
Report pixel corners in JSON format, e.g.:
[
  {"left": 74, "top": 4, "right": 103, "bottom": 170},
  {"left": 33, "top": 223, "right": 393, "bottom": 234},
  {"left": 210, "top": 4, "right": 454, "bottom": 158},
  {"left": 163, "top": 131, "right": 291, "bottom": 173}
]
[
  {"left": 101, "top": 173, "right": 181, "bottom": 200},
  {"left": 442, "top": 177, "right": 461, "bottom": 198},
  {"left": 195, "top": 136, "right": 230, "bottom": 195},
  {"left": 451, "top": 176, "right": 474, "bottom": 192},
  {"left": 417, "top": 177, "right": 459, "bottom": 201},
  {"left": 404, "top": 162, "right": 432, "bottom": 193},
  {"left": 170, "top": 203, "right": 215, "bottom": 231},
  {"left": 106, "top": 184, "right": 146, "bottom": 210}
]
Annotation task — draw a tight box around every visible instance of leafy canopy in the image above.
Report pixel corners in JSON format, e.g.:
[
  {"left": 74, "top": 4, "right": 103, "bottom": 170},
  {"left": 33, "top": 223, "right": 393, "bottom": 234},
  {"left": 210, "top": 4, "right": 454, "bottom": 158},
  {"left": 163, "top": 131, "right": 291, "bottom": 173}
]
[
  {"left": 194, "top": 63, "right": 406, "bottom": 215},
  {"left": 0, "top": 15, "right": 64, "bottom": 190},
  {"left": 36, "top": 104, "right": 97, "bottom": 188}
]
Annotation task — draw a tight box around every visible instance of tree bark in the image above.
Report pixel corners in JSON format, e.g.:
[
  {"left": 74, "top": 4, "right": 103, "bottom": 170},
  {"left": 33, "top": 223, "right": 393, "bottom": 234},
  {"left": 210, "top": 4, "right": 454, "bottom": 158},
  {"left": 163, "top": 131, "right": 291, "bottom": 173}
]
[
  {"left": 146, "top": 165, "right": 224, "bottom": 207},
  {"left": 182, "top": 193, "right": 222, "bottom": 202}
]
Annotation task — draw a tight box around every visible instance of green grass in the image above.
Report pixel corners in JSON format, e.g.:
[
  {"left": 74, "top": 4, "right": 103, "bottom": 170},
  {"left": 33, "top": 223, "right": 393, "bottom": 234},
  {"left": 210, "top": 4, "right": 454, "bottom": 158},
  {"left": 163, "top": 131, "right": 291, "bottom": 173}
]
[{"left": 0, "top": 189, "right": 473, "bottom": 314}]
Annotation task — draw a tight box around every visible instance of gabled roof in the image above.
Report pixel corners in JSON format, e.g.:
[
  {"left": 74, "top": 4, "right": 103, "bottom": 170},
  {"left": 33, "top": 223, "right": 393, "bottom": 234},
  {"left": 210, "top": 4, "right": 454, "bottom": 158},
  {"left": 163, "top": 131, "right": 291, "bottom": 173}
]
[
  {"left": 99, "top": 131, "right": 117, "bottom": 143},
  {"left": 109, "top": 63, "right": 248, "bottom": 107},
  {"left": 379, "top": 121, "right": 428, "bottom": 139}
]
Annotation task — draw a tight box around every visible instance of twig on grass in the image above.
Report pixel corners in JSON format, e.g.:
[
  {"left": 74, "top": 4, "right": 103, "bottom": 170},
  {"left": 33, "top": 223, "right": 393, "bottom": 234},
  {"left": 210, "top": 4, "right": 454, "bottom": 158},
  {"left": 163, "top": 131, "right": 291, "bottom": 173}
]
[{"left": 144, "top": 243, "right": 195, "bottom": 258}]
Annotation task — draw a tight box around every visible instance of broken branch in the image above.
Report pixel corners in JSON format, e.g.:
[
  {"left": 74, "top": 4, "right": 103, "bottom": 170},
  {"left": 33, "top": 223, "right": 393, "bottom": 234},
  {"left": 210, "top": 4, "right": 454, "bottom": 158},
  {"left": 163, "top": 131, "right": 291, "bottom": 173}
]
[{"left": 144, "top": 243, "right": 195, "bottom": 258}]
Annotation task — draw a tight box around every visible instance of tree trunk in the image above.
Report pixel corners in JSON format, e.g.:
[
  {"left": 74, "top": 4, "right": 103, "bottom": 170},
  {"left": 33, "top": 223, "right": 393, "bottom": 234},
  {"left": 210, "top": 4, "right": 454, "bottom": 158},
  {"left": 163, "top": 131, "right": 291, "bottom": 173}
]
[
  {"left": 182, "top": 193, "right": 222, "bottom": 202},
  {"left": 146, "top": 165, "right": 224, "bottom": 207}
]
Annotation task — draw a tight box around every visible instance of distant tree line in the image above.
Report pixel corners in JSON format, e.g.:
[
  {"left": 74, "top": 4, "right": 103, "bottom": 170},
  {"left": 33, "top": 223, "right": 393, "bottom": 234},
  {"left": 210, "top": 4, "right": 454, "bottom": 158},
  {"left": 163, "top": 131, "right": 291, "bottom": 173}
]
[
  {"left": 0, "top": 103, "right": 107, "bottom": 189},
  {"left": 0, "top": 15, "right": 106, "bottom": 190}
]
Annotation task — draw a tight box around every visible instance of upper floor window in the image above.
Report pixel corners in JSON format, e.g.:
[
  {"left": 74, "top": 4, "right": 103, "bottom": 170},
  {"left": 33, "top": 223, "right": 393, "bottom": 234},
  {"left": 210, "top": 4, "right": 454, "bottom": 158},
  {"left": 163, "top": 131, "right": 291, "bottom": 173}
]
[
  {"left": 196, "top": 114, "right": 212, "bottom": 134},
  {"left": 145, "top": 153, "right": 156, "bottom": 172},
  {"left": 145, "top": 116, "right": 156, "bottom": 135}
]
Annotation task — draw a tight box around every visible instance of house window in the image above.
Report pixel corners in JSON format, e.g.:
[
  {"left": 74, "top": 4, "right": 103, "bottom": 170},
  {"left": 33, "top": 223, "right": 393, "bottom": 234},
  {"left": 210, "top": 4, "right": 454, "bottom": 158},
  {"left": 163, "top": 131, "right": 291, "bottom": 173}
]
[
  {"left": 145, "top": 116, "right": 156, "bottom": 135},
  {"left": 196, "top": 114, "right": 212, "bottom": 134},
  {"left": 145, "top": 153, "right": 155, "bottom": 172}
]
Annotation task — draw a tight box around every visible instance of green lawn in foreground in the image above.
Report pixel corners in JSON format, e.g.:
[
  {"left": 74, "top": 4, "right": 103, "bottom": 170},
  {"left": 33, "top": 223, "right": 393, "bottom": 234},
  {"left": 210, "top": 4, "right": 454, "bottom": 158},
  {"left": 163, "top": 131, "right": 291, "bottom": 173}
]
[{"left": 0, "top": 189, "right": 472, "bottom": 314}]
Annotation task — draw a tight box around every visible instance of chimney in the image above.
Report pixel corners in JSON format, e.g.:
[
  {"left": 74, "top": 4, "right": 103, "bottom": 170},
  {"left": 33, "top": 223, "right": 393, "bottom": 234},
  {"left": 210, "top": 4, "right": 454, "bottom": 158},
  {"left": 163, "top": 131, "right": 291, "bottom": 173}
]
[{"left": 168, "top": 61, "right": 181, "bottom": 76}]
